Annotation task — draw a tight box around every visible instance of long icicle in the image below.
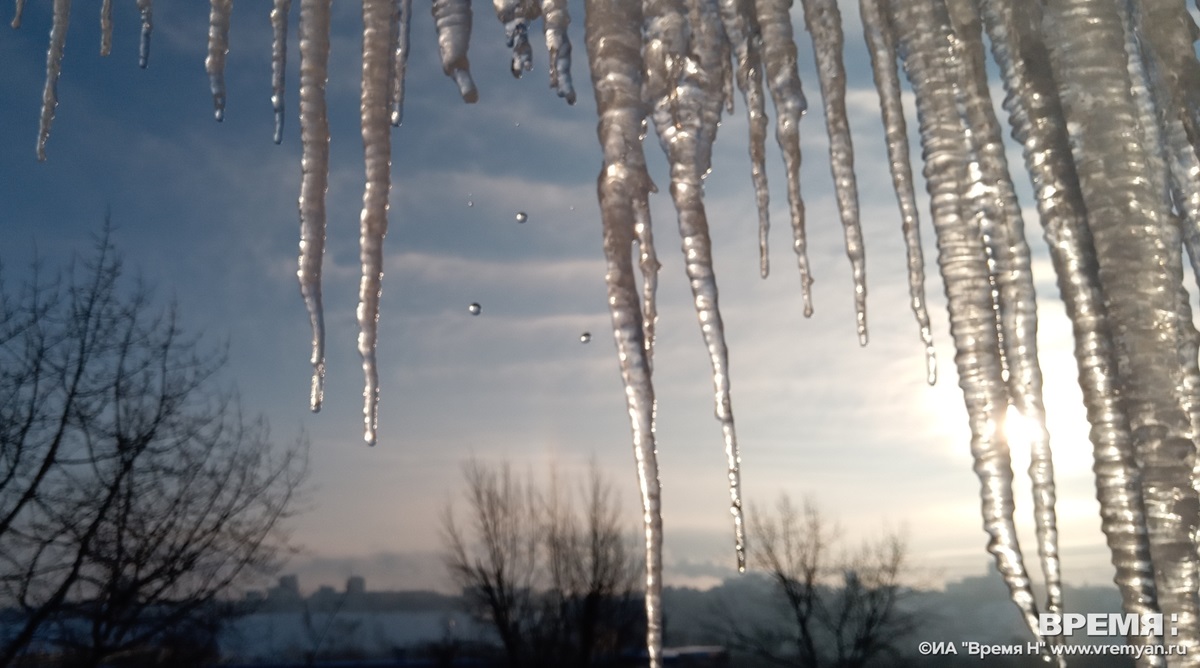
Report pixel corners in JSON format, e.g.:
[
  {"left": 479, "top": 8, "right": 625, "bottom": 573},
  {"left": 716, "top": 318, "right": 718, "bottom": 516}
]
[
  {"left": 432, "top": 0, "right": 478, "bottom": 102},
  {"left": 136, "top": 0, "right": 152, "bottom": 68},
  {"left": 717, "top": 0, "right": 772, "bottom": 278},
  {"left": 100, "top": 0, "right": 112, "bottom": 56},
  {"left": 892, "top": 0, "right": 1048, "bottom": 647},
  {"left": 585, "top": 0, "right": 662, "bottom": 664},
  {"left": 644, "top": 0, "right": 746, "bottom": 573},
  {"left": 37, "top": 0, "right": 71, "bottom": 162},
  {"left": 541, "top": 0, "right": 576, "bottom": 103},
  {"left": 206, "top": 0, "right": 234, "bottom": 122},
  {"left": 390, "top": 0, "right": 413, "bottom": 125},
  {"left": 799, "top": 0, "right": 866, "bottom": 344},
  {"left": 297, "top": 0, "right": 331, "bottom": 414},
  {"left": 753, "top": 0, "right": 813, "bottom": 314},
  {"left": 11, "top": 0, "right": 24, "bottom": 29},
  {"left": 979, "top": 0, "right": 1161, "bottom": 662},
  {"left": 271, "top": 0, "right": 291, "bottom": 144},
  {"left": 1130, "top": 0, "right": 1200, "bottom": 453},
  {"left": 1046, "top": 0, "right": 1200, "bottom": 659},
  {"left": 358, "top": 0, "right": 396, "bottom": 446},
  {"left": 946, "top": 0, "right": 1062, "bottom": 625},
  {"left": 858, "top": 0, "right": 935, "bottom": 383}
]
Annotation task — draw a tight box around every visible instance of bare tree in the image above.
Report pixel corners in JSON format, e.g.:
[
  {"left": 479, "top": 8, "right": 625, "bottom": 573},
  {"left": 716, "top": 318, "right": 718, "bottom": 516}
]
[
  {"left": 719, "top": 495, "right": 919, "bottom": 668},
  {"left": 0, "top": 228, "right": 308, "bottom": 667},
  {"left": 441, "top": 459, "right": 640, "bottom": 668}
]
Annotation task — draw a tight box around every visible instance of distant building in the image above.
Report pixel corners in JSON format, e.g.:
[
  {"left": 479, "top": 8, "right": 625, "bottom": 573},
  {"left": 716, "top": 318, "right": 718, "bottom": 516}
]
[{"left": 347, "top": 575, "right": 365, "bottom": 596}]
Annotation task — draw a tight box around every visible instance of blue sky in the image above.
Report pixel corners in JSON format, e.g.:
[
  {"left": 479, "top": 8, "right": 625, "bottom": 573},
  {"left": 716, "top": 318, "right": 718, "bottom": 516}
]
[{"left": 0, "top": 1, "right": 1119, "bottom": 594}]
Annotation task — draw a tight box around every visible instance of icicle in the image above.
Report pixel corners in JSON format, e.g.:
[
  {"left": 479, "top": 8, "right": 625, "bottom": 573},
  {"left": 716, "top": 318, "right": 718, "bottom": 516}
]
[
  {"left": 946, "top": 0, "right": 1062, "bottom": 625},
  {"left": 753, "top": 0, "right": 813, "bottom": 314},
  {"left": 11, "top": 0, "right": 23, "bottom": 29},
  {"left": 137, "top": 0, "right": 152, "bottom": 68},
  {"left": 271, "top": 0, "right": 291, "bottom": 143},
  {"left": 432, "top": 0, "right": 478, "bottom": 102},
  {"left": 297, "top": 0, "right": 331, "bottom": 414},
  {"left": 206, "top": 0, "right": 234, "bottom": 122},
  {"left": 858, "top": 0, "right": 934, "bottom": 383},
  {"left": 799, "top": 0, "right": 866, "bottom": 344},
  {"left": 493, "top": 0, "right": 540, "bottom": 78},
  {"left": 644, "top": 0, "right": 746, "bottom": 573},
  {"left": 391, "top": 0, "right": 412, "bottom": 125},
  {"left": 717, "top": 0, "right": 771, "bottom": 277},
  {"left": 358, "top": 0, "right": 395, "bottom": 446},
  {"left": 37, "top": 0, "right": 71, "bottom": 162},
  {"left": 100, "top": 0, "right": 112, "bottom": 56},
  {"left": 635, "top": 188, "right": 661, "bottom": 363},
  {"left": 891, "top": 0, "right": 1049, "bottom": 647},
  {"left": 541, "top": 0, "right": 576, "bottom": 103},
  {"left": 979, "top": 0, "right": 1161, "bottom": 659},
  {"left": 1133, "top": 0, "right": 1200, "bottom": 305},
  {"left": 584, "top": 0, "right": 662, "bottom": 664},
  {"left": 1046, "top": 0, "right": 1200, "bottom": 658}
]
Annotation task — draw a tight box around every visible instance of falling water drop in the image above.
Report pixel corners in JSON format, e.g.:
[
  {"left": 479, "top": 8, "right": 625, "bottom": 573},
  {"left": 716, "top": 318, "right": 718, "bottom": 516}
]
[
  {"left": 467, "top": 199, "right": 474, "bottom": 207},
  {"left": 468, "top": 302, "right": 481, "bottom": 315},
  {"left": 580, "top": 331, "right": 591, "bottom": 343},
  {"left": 515, "top": 211, "right": 528, "bottom": 223}
]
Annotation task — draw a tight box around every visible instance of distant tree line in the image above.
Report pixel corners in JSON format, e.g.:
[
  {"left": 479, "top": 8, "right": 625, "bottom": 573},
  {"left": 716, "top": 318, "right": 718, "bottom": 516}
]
[{"left": 0, "top": 228, "right": 307, "bottom": 668}]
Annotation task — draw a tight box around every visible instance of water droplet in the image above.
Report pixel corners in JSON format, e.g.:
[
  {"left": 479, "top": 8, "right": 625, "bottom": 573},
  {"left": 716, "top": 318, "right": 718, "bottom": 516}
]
[
  {"left": 468, "top": 302, "right": 481, "bottom": 315},
  {"left": 569, "top": 205, "right": 575, "bottom": 211},
  {"left": 580, "top": 332, "right": 591, "bottom": 343},
  {"left": 515, "top": 121, "right": 521, "bottom": 127},
  {"left": 467, "top": 200, "right": 474, "bottom": 208},
  {"left": 515, "top": 211, "right": 528, "bottom": 223}
]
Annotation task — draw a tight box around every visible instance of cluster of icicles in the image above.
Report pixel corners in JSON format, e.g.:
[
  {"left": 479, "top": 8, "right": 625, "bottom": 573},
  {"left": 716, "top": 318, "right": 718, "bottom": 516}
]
[{"left": 18, "top": 0, "right": 1200, "bottom": 664}]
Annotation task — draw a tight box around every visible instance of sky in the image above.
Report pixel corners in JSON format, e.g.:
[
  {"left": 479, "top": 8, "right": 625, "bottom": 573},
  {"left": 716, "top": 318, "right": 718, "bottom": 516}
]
[{"left": 0, "top": 1, "right": 1127, "bottom": 596}]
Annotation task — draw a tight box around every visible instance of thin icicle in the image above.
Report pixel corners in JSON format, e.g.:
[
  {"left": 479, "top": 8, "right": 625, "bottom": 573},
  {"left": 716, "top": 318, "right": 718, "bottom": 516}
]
[
  {"left": 717, "top": 0, "right": 771, "bottom": 277},
  {"left": 432, "top": 0, "right": 478, "bottom": 102},
  {"left": 1046, "top": 0, "right": 1200, "bottom": 659},
  {"left": 635, "top": 190, "right": 661, "bottom": 363},
  {"left": 859, "top": 0, "right": 934, "bottom": 383},
  {"left": 892, "top": 0, "right": 1049, "bottom": 648},
  {"left": 206, "top": 0, "right": 233, "bottom": 122},
  {"left": 297, "top": 0, "right": 331, "bottom": 414},
  {"left": 11, "top": 0, "right": 24, "bottom": 29},
  {"left": 391, "top": 0, "right": 412, "bottom": 125},
  {"left": 799, "top": 0, "right": 866, "bottom": 344},
  {"left": 271, "top": 0, "right": 291, "bottom": 143},
  {"left": 37, "top": 0, "right": 71, "bottom": 162},
  {"left": 541, "top": 0, "right": 576, "bottom": 103},
  {"left": 753, "top": 0, "right": 813, "bottom": 315},
  {"left": 136, "top": 0, "right": 152, "bottom": 68},
  {"left": 644, "top": 0, "right": 746, "bottom": 573},
  {"left": 947, "top": 0, "right": 1061, "bottom": 625},
  {"left": 584, "top": 0, "right": 662, "bottom": 664},
  {"left": 100, "top": 0, "right": 112, "bottom": 56},
  {"left": 358, "top": 0, "right": 395, "bottom": 446},
  {"left": 979, "top": 0, "right": 1161, "bottom": 661}
]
